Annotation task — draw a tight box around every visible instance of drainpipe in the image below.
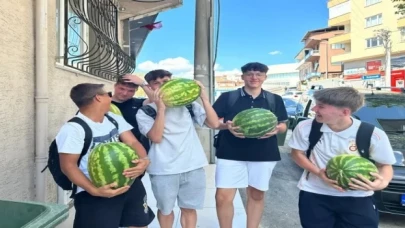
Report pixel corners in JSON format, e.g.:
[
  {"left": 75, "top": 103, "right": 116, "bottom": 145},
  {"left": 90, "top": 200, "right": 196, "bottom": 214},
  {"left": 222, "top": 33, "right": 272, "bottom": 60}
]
[{"left": 35, "top": 0, "right": 49, "bottom": 202}]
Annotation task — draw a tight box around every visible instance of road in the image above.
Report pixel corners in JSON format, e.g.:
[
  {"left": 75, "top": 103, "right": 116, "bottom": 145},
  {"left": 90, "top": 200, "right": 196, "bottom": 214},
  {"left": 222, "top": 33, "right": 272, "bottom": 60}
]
[{"left": 239, "top": 131, "right": 405, "bottom": 228}]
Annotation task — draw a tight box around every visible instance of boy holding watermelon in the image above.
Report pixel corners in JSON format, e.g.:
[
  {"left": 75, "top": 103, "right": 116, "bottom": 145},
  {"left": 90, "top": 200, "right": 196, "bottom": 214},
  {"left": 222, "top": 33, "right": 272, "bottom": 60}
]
[
  {"left": 289, "top": 87, "right": 396, "bottom": 228},
  {"left": 55, "top": 83, "right": 155, "bottom": 228},
  {"left": 212, "top": 62, "right": 289, "bottom": 228},
  {"left": 136, "top": 69, "right": 220, "bottom": 228}
]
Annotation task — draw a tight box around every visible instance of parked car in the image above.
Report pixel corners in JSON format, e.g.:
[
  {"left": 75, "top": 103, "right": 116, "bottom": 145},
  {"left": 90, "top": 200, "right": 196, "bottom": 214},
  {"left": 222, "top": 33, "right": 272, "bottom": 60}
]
[
  {"left": 282, "top": 97, "right": 304, "bottom": 117},
  {"left": 289, "top": 89, "right": 405, "bottom": 215},
  {"left": 282, "top": 90, "right": 303, "bottom": 101}
]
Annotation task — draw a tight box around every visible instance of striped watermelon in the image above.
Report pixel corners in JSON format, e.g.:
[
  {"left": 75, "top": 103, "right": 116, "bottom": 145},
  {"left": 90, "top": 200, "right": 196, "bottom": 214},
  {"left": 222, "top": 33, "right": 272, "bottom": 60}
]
[
  {"left": 160, "top": 78, "right": 201, "bottom": 107},
  {"left": 232, "top": 108, "right": 278, "bottom": 138},
  {"left": 326, "top": 154, "right": 378, "bottom": 189},
  {"left": 88, "top": 142, "right": 139, "bottom": 188},
  {"left": 109, "top": 103, "right": 122, "bottom": 116}
]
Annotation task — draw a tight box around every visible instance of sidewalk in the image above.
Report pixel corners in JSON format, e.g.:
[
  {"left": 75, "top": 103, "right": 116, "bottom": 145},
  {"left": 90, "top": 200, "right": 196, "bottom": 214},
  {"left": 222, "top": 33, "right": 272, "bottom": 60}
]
[{"left": 57, "top": 164, "right": 247, "bottom": 227}]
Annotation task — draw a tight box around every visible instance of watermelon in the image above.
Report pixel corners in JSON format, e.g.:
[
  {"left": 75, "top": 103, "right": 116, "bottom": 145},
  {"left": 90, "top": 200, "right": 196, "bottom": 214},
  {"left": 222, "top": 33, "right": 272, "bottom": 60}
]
[
  {"left": 232, "top": 108, "right": 278, "bottom": 138},
  {"left": 88, "top": 142, "right": 139, "bottom": 188},
  {"left": 109, "top": 103, "right": 122, "bottom": 116},
  {"left": 326, "top": 154, "right": 378, "bottom": 189},
  {"left": 160, "top": 78, "right": 201, "bottom": 107}
]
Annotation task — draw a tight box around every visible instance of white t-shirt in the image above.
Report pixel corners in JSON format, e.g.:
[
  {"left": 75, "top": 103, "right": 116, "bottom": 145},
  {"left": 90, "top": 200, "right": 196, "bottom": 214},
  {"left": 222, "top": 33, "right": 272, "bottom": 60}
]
[
  {"left": 136, "top": 101, "right": 209, "bottom": 175},
  {"left": 288, "top": 118, "right": 396, "bottom": 197},
  {"left": 55, "top": 112, "right": 132, "bottom": 194}
]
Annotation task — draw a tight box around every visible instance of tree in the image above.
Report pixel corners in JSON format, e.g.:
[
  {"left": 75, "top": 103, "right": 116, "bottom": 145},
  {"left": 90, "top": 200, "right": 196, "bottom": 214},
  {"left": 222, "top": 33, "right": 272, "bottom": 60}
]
[{"left": 393, "top": 0, "right": 405, "bottom": 15}]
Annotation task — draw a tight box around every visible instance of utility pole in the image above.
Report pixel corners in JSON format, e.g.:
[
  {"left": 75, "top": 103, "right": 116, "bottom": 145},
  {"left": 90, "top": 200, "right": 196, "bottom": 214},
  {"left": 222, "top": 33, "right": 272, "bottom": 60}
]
[
  {"left": 375, "top": 29, "right": 392, "bottom": 87},
  {"left": 194, "top": 0, "right": 215, "bottom": 163}
]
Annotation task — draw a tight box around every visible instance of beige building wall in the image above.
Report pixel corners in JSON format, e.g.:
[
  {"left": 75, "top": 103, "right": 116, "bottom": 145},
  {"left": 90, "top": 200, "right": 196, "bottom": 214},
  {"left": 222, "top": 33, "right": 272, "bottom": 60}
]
[{"left": 0, "top": 1, "right": 115, "bottom": 203}]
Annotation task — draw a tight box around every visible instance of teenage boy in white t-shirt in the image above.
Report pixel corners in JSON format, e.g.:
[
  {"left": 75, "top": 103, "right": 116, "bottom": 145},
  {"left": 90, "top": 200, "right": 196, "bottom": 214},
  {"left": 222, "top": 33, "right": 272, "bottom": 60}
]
[
  {"left": 289, "top": 87, "right": 396, "bottom": 228},
  {"left": 56, "top": 83, "right": 152, "bottom": 228},
  {"left": 136, "top": 69, "right": 220, "bottom": 228}
]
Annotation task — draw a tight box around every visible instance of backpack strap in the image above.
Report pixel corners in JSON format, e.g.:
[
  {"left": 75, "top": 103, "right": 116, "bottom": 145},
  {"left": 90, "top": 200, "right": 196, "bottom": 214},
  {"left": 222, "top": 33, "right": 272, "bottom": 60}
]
[
  {"left": 67, "top": 117, "right": 92, "bottom": 197},
  {"left": 356, "top": 122, "right": 375, "bottom": 161},
  {"left": 306, "top": 120, "right": 323, "bottom": 159},
  {"left": 263, "top": 91, "right": 276, "bottom": 112},
  {"left": 105, "top": 114, "right": 119, "bottom": 129},
  {"left": 227, "top": 89, "right": 242, "bottom": 109},
  {"left": 140, "top": 105, "right": 158, "bottom": 119},
  {"left": 186, "top": 103, "right": 195, "bottom": 118}
]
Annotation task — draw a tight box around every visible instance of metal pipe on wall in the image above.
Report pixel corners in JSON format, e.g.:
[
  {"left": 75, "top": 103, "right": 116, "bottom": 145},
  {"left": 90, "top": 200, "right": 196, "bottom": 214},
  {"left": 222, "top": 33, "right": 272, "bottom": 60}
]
[{"left": 35, "top": 0, "right": 49, "bottom": 202}]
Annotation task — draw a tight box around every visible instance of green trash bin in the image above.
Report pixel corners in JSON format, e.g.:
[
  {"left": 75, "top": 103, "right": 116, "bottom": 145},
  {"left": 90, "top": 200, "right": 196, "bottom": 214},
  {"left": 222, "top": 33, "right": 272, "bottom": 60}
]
[{"left": 0, "top": 199, "right": 69, "bottom": 228}]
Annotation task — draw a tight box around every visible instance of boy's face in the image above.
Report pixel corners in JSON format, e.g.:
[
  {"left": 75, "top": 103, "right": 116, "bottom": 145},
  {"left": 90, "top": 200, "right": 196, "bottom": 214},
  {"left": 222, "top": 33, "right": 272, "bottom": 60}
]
[
  {"left": 113, "top": 83, "right": 137, "bottom": 102},
  {"left": 311, "top": 101, "right": 350, "bottom": 124},
  {"left": 241, "top": 70, "right": 267, "bottom": 89},
  {"left": 148, "top": 76, "right": 171, "bottom": 91}
]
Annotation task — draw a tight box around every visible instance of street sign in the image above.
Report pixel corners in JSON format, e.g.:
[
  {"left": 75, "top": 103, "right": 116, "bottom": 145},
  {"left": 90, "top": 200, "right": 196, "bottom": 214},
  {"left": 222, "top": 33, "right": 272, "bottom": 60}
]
[{"left": 362, "top": 74, "right": 381, "bottom": 80}]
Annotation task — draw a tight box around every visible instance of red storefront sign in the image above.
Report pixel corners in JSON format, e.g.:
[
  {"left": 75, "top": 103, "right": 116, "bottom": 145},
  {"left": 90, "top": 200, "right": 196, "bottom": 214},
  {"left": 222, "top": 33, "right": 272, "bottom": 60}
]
[
  {"left": 391, "top": 69, "right": 405, "bottom": 92},
  {"left": 366, "top": 60, "right": 382, "bottom": 71}
]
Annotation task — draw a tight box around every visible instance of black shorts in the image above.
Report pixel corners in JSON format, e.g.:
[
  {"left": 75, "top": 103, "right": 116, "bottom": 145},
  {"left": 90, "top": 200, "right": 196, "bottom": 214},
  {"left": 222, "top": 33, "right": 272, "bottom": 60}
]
[
  {"left": 73, "top": 177, "right": 155, "bottom": 228},
  {"left": 299, "top": 190, "right": 379, "bottom": 228}
]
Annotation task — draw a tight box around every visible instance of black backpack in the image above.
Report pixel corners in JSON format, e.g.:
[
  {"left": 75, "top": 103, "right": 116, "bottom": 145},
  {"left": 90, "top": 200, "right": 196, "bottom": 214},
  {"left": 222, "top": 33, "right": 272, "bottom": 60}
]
[
  {"left": 306, "top": 120, "right": 375, "bottom": 161},
  {"left": 41, "top": 114, "right": 118, "bottom": 198},
  {"left": 213, "top": 88, "right": 276, "bottom": 148},
  {"left": 140, "top": 103, "right": 195, "bottom": 119}
]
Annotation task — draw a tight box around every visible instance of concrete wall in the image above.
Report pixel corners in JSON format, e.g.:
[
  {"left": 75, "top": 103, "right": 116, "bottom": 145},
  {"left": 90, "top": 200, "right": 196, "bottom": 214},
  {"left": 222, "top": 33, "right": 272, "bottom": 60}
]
[{"left": 0, "top": 1, "right": 115, "bottom": 202}]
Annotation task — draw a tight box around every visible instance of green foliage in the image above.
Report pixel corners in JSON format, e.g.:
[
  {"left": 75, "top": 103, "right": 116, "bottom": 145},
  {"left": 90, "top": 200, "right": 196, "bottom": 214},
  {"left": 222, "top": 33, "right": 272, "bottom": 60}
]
[{"left": 393, "top": 0, "right": 405, "bottom": 15}]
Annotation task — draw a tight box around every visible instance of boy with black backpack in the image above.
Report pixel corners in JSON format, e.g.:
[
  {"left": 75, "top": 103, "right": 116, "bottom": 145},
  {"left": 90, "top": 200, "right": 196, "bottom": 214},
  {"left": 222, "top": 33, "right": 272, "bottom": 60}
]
[
  {"left": 52, "top": 83, "right": 154, "bottom": 228},
  {"left": 288, "top": 87, "right": 396, "bottom": 228}
]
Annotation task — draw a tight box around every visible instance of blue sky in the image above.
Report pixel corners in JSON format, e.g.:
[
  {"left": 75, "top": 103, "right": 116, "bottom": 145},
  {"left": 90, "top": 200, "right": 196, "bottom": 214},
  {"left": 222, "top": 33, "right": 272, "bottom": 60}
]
[{"left": 136, "top": 0, "right": 330, "bottom": 75}]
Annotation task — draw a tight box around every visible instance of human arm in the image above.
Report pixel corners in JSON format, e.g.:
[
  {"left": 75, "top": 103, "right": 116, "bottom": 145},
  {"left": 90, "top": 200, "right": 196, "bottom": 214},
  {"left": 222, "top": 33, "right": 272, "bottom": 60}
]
[
  {"left": 122, "top": 74, "right": 154, "bottom": 102},
  {"left": 349, "top": 129, "right": 396, "bottom": 191},
  {"left": 289, "top": 120, "right": 344, "bottom": 191},
  {"left": 193, "top": 80, "right": 219, "bottom": 128},
  {"left": 119, "top": 131, "right": 150, "bottom": 179},
  {"left": 259, "top": 95, "right": 289, "bottom": 139},
  {"left": 57, "top": 124, "right": 129, "bottom": 197}
]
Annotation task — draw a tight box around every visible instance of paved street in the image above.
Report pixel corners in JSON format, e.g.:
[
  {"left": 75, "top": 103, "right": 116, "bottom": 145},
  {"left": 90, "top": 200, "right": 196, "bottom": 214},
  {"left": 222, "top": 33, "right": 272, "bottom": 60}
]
[{"left": 239, "top": 130, "right": 405, "bottom": 228}]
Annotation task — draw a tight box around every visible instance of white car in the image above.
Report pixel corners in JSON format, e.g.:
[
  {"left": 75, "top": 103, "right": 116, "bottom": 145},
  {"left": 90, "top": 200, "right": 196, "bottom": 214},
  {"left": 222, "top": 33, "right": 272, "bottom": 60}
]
[{"left": 282, "top": 91, "right": 303, "bottom": 101}]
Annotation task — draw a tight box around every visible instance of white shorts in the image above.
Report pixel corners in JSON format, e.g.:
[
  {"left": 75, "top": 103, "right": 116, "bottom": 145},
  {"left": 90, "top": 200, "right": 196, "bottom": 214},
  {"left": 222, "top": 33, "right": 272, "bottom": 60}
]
[{"left": 215, "top": 159, "right": 277, "bottom": 191}]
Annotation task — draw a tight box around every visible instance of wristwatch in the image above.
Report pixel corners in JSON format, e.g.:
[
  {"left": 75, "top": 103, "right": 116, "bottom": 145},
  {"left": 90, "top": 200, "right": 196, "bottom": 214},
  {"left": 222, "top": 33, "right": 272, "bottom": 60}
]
[{"left": 140, "top": 81, "right": 148, "bottom": 87}]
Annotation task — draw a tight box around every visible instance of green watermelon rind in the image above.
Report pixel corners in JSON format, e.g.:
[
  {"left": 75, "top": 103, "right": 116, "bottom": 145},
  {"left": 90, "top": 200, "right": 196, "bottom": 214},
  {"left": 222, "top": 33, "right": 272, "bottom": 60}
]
[
  {"left": 160, "top": 78, "right": 201, "bottom": 107},
  {"left": 88, "top": 142, "right": 139, "bottom": 189},
  {"left": 325, "top": 154, "right": 378, "bottom": 190},
  {"left": 232, "top": 108, "right": 278, "bottom": 138}
]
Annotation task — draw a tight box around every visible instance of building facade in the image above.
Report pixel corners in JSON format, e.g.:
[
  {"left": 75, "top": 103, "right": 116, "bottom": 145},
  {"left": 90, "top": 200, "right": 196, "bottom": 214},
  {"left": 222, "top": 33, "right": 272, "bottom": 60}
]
[
  {"left": 0, "top": 0, "right": 182, "bottom": 204},
  {"left": 295, "top": 26, "right": 346, "bottom": 82},
  {"left": 328, "top": 0, "right": 405, "bottom": 87},
  {"left": 264, "top": 63, "right": 301, "bottom": 88}
]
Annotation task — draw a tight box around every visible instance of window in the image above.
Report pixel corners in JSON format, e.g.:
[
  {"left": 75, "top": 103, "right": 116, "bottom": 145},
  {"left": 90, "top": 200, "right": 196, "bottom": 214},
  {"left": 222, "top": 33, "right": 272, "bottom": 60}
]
[
  {"left": 365, "top": 0, "right": 381, "bottom": 7},
  {"left": 331, "top": 44, "right": 345, "bottom": 49},
  {"left": 366, "top": 37, "right": 383, "bottom": 48},
  {"left": 365, "top": 14, "right": 382, "bottom": 28},
  {"left": 401, "top": 27, "right": 405, "bottom": 42},
  {"left": 56, "top": 0, "right": 89, "bottom": 65}
]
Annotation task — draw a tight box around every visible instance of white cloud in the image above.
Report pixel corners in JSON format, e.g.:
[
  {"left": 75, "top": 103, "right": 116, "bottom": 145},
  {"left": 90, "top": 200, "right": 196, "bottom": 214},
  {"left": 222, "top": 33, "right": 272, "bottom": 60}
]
[
  {"left": 269, "top": 50, "right": 282, "bottom": 55},
  {"left": 137, "top": 57, "right": 193, "bottom": 73},
  {"left": 137, "top": 57, "right": 226, "bottom": 79}
]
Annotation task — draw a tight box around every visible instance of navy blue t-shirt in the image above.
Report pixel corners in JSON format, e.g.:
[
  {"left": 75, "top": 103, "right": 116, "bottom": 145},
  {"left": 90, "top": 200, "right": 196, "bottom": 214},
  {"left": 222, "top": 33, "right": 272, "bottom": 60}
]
[{"left": 213, "top": 88, "right": 288, "bottom": 162}]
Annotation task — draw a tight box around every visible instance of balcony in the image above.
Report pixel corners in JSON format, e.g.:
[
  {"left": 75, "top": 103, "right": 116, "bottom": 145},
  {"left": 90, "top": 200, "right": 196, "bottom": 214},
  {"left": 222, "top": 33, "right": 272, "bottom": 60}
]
[
  {"left": 328, "top": 0, "right": 349, "bottom": 8},
  {"left": 328, "top": 13, "right": 350, "bottom": 26},
  {"left": 118, "top": 0, "right": 182, "bottom": 20},
  {"left": 304, "top": 50, "right": 320, "bottom": 62},
  {"left": 398, "top": 17, "right": 405, "bottom": 28},
  {"left": 329, "top": 33, "right": 351, "bottom": 44},
  {"left": 331, "top": 52, "right": 352, "bottom": 63},
  {"left": 306, "top": 72, "right": 321, "bottom": 80}
]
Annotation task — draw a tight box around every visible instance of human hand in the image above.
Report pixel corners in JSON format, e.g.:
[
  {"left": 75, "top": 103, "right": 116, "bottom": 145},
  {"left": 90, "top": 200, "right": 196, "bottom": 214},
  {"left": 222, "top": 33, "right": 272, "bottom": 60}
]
[
  {"left": 153, "top": 89, "right": 166, "bottom": 111},
  {"left": 258, "top": 126, "right": 280, "bottom": 139},
  {"left": 91, "top": 182, "right": 130, "bottom": 198},
  {"left": 349, "top": 172, "right": 386, "bottom": 191},
  {"left": 123, "top": 158, "right": 150, "bottom": 179},
  {"left": 226, "top": 121, "right": 245, "bottom": 138},
  {"left": 316, "top": 169, "right": 345, "bottom": 192},
  {"left": 194, "top": 80, "right": 209, "bottom": 101},
  {"left": 122, "top": 74, "right": 146, "bottom": 86}
]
